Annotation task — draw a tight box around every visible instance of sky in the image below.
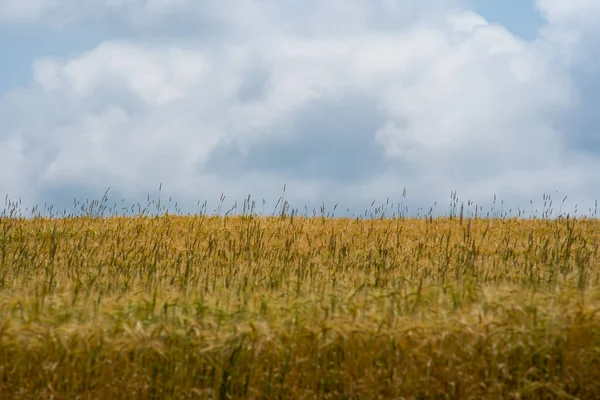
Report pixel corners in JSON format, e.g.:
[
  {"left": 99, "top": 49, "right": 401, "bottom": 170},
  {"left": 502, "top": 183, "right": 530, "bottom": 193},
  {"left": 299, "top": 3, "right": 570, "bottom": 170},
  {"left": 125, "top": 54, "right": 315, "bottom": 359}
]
[{"left": 1, "top": 0, "right": 599, "bottom": 219}]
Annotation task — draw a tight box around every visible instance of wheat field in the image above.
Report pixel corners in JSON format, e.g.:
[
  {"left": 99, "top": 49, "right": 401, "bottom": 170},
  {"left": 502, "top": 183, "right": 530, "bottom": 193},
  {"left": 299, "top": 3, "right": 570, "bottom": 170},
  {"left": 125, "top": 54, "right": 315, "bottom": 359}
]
[{"left": 0, "top": 197, "right": 599, "bottom": 399}]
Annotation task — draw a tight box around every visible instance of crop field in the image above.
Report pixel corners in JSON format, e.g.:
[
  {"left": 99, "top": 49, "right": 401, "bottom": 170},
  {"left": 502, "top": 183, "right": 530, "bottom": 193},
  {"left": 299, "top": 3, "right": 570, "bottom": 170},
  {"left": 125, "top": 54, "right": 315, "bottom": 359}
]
[{"left": 0, "top": 198, "right": 600, "bottom": 399}]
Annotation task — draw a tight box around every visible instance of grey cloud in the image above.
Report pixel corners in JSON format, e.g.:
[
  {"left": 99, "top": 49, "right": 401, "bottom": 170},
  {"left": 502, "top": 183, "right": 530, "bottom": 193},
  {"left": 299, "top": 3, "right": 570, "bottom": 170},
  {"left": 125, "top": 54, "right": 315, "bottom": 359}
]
[
  {"left": 537, "top": 11, "right": 600, "bottom": 154},
  {"left": 0, "top": 0, "right": 462, "bottom": 37},
  {"left": 236, "top": 65, "right": 270, "bottom": 103},
  {"left": 565, "top": 67, "right": 600, "bottom": 153},
  {"left": 568, "top": 37, "right": 600, "bottom": 152},
  {"left": 205, "top": 93, "right": 402, "bottom": 183}
]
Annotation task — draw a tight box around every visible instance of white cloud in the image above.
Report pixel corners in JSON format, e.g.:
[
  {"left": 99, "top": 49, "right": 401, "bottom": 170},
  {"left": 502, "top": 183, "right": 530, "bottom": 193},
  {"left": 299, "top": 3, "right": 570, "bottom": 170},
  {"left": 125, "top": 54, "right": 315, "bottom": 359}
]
[
  {"left": 535, "top": 0, "right": 600, "bottom": 62},
  {"left": 0, "top": 1, "right": 599, "bottom": 216},
  {"left": 33, "top": 42, "right": 206, "bottom": 106},
  {"left": 536, "top": 0, "right": 600, "bottom": 26}
]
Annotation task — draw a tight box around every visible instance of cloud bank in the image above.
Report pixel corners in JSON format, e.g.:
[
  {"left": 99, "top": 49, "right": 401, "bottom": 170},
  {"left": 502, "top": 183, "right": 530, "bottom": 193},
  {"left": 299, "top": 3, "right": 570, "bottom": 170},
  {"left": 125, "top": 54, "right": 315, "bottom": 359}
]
[{"left": 1, "top": 0, "right": 599, "bottom": 218}]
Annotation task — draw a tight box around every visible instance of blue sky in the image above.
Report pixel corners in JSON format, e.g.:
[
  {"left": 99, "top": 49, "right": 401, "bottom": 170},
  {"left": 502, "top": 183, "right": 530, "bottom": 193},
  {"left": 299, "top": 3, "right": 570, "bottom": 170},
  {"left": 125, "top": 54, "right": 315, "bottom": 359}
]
[
  {"left": 472, "top": 0, "right": 545, "bottom": 40},
  {"left": 1, "top": 0, "right": 599, "bottom": 218}
]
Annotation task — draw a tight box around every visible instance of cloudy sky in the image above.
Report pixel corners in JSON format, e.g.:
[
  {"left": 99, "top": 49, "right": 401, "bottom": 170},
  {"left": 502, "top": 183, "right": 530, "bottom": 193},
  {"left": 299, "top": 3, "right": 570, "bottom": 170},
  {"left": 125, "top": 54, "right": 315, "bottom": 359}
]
[{"left": 1, "top": 0, "right": 599, "bottom": 218}]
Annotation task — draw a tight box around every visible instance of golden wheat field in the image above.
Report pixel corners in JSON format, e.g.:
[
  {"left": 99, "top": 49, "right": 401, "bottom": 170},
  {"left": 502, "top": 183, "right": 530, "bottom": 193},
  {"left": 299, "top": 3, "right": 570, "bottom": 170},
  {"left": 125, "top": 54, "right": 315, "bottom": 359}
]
[{"left": 1, "top": 208, "right": 600, "bottom": 399}]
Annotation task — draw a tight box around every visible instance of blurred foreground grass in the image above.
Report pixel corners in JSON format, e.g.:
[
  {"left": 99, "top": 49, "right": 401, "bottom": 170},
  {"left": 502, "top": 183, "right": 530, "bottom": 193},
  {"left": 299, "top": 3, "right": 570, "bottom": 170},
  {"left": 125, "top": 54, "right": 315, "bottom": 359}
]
[{"left": 0, "top": 214, "right": 599, "bottom": 399}]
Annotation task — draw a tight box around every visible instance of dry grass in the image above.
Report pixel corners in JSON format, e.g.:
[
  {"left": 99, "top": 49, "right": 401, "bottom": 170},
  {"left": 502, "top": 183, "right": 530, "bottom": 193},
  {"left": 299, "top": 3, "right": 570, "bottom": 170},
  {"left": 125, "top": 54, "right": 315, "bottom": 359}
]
[{"left": 0, "top": 202, "right": 600, "bottom": 399}]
